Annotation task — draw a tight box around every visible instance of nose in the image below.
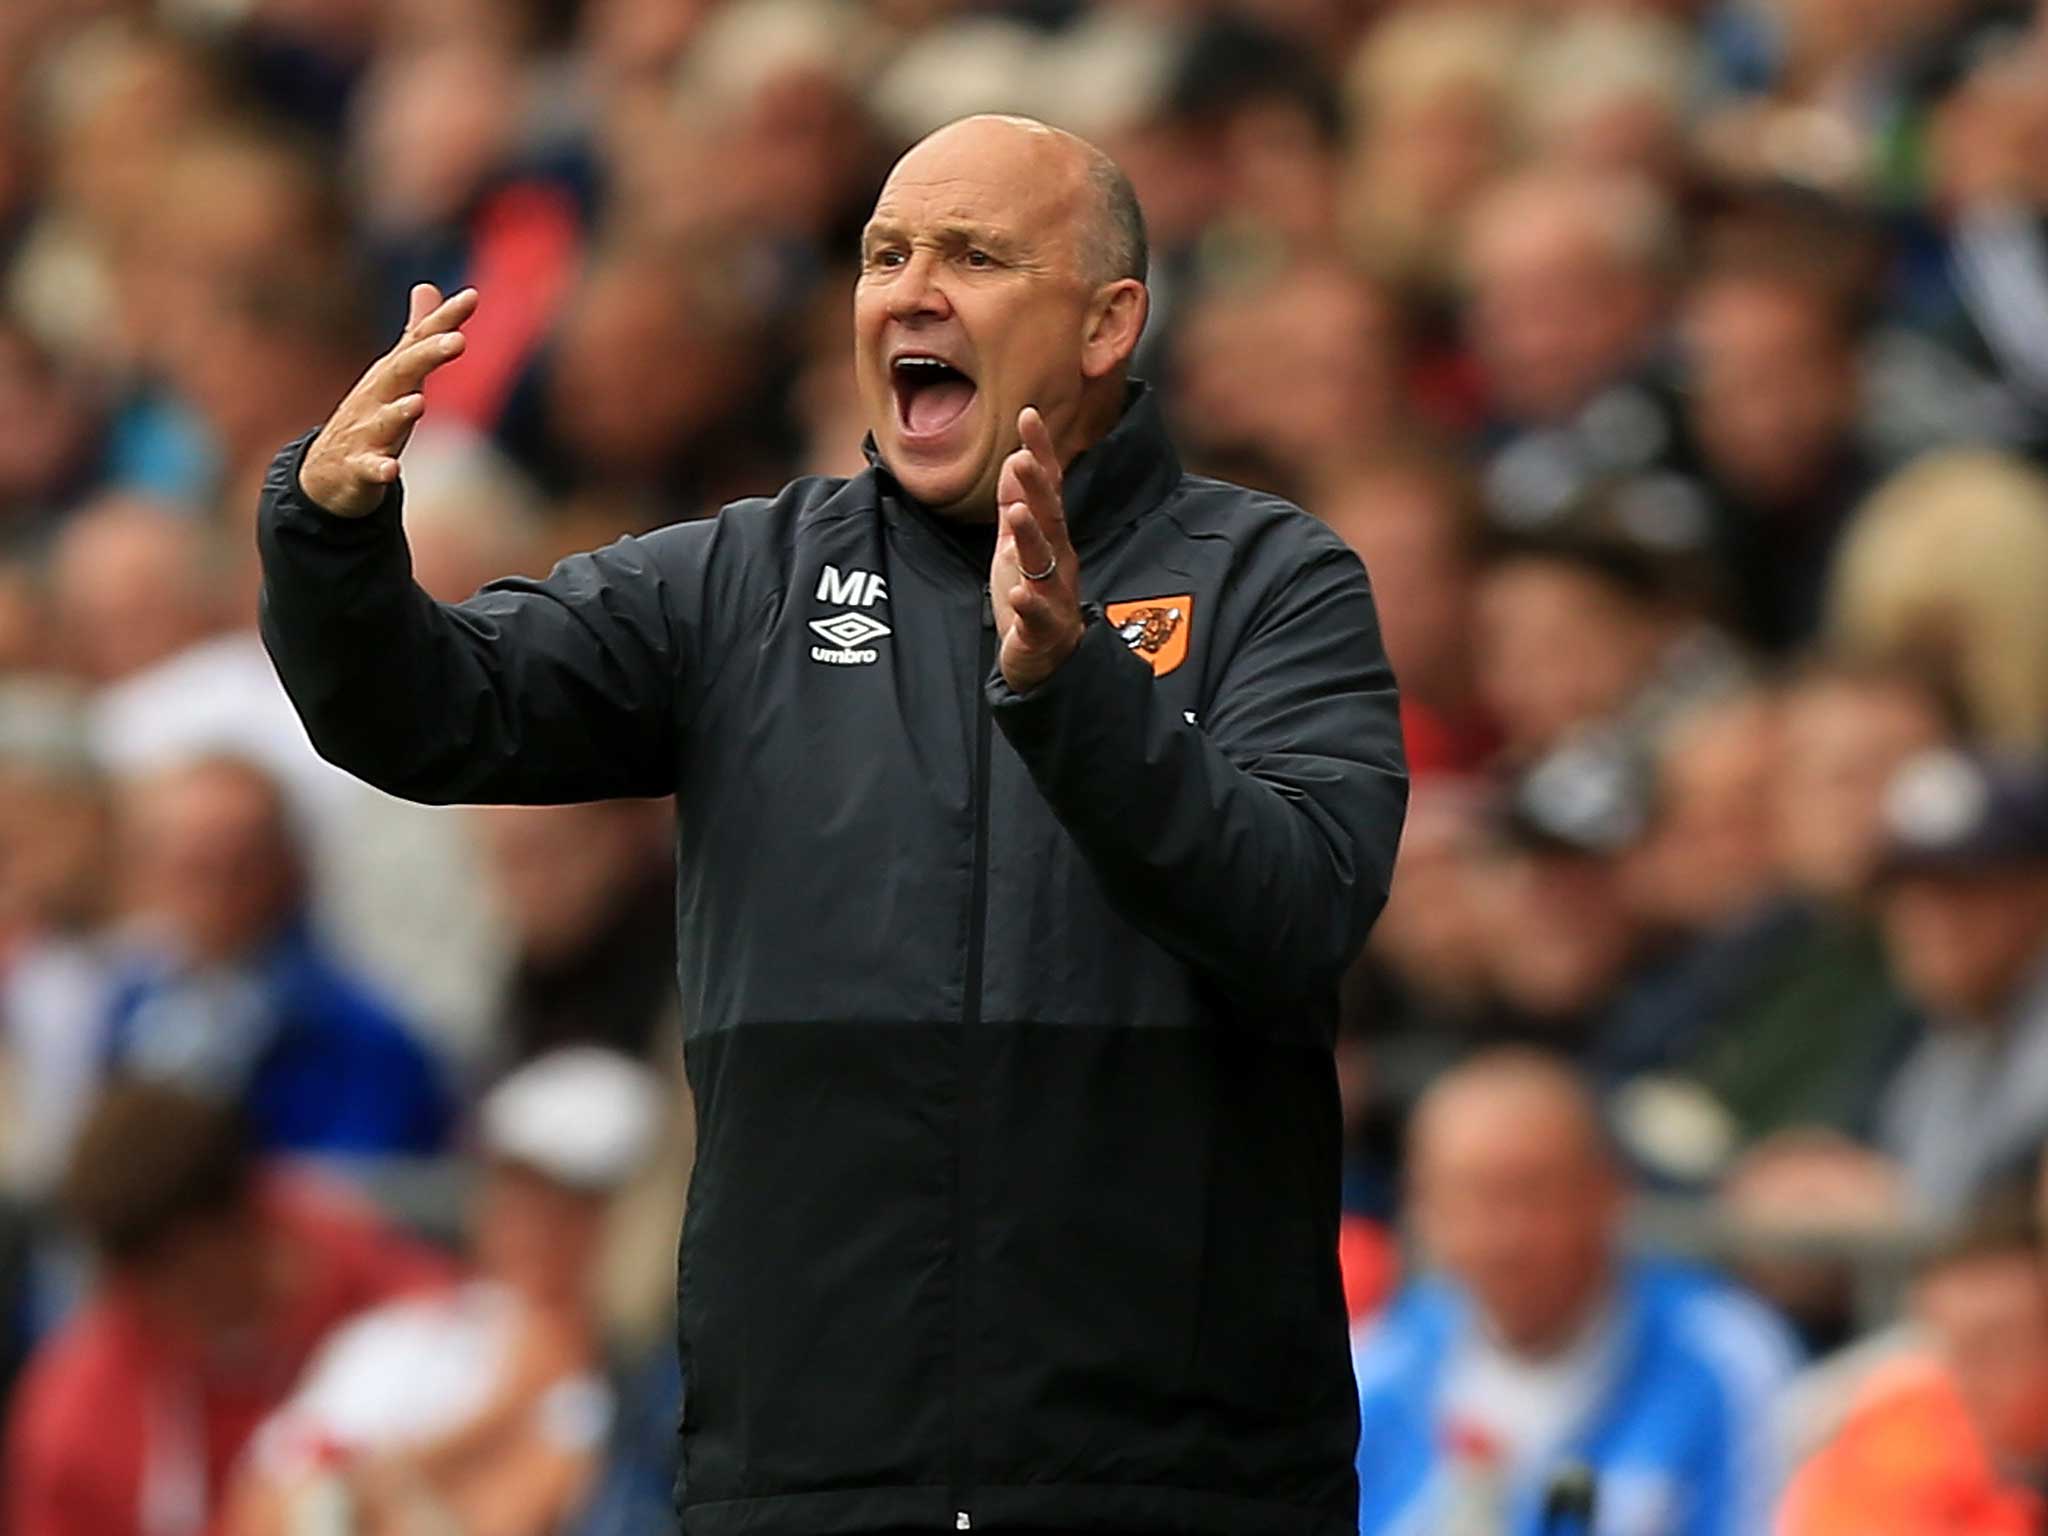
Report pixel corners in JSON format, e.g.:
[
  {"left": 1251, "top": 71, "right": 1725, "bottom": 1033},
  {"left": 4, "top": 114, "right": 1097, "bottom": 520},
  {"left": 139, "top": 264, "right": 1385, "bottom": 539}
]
[{"left": 887, "top": 249, "right": 952, "bottom": 325}]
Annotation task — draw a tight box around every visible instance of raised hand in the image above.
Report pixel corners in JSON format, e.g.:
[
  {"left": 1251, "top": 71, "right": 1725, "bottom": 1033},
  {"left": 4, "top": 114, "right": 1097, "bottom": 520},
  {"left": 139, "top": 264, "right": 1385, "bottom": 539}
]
[
  {"left": 992, "top": 406, "right": 1084, "bottom": 692},
  {"left": 298, "top": 283, "right": 480, "bottom": 518}
]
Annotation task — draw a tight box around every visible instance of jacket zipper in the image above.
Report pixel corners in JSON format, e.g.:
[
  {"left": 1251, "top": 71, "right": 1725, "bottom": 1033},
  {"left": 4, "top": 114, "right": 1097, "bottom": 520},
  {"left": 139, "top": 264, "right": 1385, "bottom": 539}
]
[{"left": 952, "top": 586, "right": 995, "bottom": 1533}]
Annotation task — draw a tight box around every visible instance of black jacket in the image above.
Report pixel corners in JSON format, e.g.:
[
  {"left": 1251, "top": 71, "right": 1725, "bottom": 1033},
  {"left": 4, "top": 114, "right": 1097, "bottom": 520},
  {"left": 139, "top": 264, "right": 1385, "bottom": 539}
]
[{"left": 257, "top": 386, "right": 1407, "bottom": 1536}]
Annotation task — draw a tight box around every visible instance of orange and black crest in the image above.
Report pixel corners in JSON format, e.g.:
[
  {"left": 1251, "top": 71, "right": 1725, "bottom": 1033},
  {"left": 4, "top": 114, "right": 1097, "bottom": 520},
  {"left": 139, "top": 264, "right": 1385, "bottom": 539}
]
[{"left": 1105, "top": 595, "right": 1193, "bottom": 677}]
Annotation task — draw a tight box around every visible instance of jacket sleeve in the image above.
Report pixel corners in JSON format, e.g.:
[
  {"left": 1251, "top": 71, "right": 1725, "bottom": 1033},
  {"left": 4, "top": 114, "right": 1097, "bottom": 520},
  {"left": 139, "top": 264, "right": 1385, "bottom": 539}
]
[
  {"left": 987, "top": 536, "right": 1406, "bottom": 1006},
  {"left": 257, "top": 431, "right": 710, "bottom": 805}
]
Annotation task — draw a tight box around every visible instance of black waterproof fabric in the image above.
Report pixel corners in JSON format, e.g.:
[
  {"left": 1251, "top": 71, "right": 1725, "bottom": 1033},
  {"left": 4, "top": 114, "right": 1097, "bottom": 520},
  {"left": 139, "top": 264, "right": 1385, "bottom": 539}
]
[{"left": 257, "top": 386, "right": 1407, "bottom": 1536}]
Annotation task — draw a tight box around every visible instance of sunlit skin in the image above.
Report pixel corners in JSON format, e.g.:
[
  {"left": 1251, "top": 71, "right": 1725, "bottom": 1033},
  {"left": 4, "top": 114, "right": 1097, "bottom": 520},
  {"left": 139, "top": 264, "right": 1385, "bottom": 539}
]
[
  {"left": 853, "top": 116, "right": 1148, "bottom": 687},
  {"left": 857, "top": 122, "right": 1104, "bottom": 516},
  {"left": 297, "top": 114, "right": 1149, "bottom": 693}
]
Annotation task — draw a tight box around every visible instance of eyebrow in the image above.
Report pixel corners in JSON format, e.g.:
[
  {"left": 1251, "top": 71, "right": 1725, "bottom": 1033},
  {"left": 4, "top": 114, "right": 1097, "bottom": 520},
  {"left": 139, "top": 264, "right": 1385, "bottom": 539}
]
[{"left": 861, "top": 218, "right": 1026, "bottom": 259}]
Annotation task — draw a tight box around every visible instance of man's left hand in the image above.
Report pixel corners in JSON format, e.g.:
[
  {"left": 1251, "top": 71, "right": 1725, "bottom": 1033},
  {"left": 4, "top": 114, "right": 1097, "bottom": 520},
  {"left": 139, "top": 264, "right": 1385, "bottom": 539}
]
[{"left": 993, "top": 406, "right": 1085, "bottom": 692}]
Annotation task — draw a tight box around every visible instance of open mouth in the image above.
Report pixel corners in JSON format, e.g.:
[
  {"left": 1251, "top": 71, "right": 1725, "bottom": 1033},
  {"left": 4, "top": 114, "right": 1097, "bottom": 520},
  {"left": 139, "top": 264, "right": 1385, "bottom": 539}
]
[{"left": 891, "top": 353, "right": 978, "bottom": 440}]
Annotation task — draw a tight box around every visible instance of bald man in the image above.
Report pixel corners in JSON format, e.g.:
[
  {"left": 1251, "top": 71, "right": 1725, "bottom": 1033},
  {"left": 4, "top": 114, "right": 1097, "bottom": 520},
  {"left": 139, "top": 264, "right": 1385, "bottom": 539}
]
[
  {"left": 257, "top": 116, "right": 1406, "bottom": 1536},
  {"left": 1353, "top": 1051, "right": 1795, "bottom": 1536}
]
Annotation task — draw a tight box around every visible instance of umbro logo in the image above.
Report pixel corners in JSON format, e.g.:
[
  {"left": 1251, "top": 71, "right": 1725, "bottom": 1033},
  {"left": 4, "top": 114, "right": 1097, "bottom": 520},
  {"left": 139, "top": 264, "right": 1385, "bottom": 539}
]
[
  {"left": 809, "top": 610, "right": 891, "bottom": 666},
  {"left": 809, "top": 564, "right": 890, "bottom": 665}
]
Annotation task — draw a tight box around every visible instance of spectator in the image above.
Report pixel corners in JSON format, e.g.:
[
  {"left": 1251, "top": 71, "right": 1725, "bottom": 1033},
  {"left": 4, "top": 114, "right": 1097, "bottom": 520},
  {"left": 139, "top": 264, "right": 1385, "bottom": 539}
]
[
  {"left": 1339, "top": 6, "right": 1522, "bottom": 295},
  {"left": 288, "top": 431, "right": 533, "bottom": 1061},
  {"left": 1, "top": 0, "right": 2048, "bottom": 1515},
  {"left": 1353, "top": 1049, "right": 1797, "bottom": 1535},
  {"left": 1780, "top": 1199, "right": 2048, "bottom": 1536},
  {"left": 1601, "top": 684, "right": 1920, "bottom": 1170},
  {"left": 8, "top": 24, "right": 228, "bottom": 373},
  {"left": 472, "top": 799, "right": 676, "bottom": 1067},
  {"left": 224, "top": 1048, "right": 666, "bottom": 1536},
  {"left": 105, "top": 754, "right": 455, "bottom": 1159},
  {"left": 1923, "top": 48, "right": 2048, "bottom": 441},
  {"left": 0, "top": 319, "right": 103, "bottom": 531},
  {"left": 1518, "top": 13, "right": 1696, "bottom": 188},
  {"left": 668, "top": 0, "right": 883, "bottom": 270},
  {"left": 66, "top": 495, "right": 350, "bottom": 823},
  {"left": 1716, "top": 1128, "right": 1910, "bottom": 1362},
  {"left": 46, "top": 492, "right": 217, "bottom": 690},
  {"left": 1776, "top": 657, "right": 1960, "bottom": 904},
  {"left": 1169, "top": 255, "right": 1407, "bottom": 500},
  {"left": 75, "top": 450, "right": 511, "bottom": 1063},
  {"left": 1609, "top": 660, "right": 1946, "bottom": 1146},
  {"left": 496, "top": 243, "right": 793, "bottom": 523},
  {"left": 0, "top": 681, "right": 118, "bottom": 1194},
  {"left": 1465, "top": 763, "right": 1656, "bottom": 1056},
  {"left": 1462, "top": 169, "right": 1681, "bottom": 527},
  {"left": 349, "top": 37, "right": 585, "bottom": 430},
  {"left": 1464, "top": 169, "right": 1675, "bottom": 432},
  {"left": 1319, "top": 451, "right": 1500, "bottom": 777},
  {"left": 1873, "top": 750, "right": 2048, "bottom": 1214},
  {"left": 1829, "top": 450, "right": 2048, "bottom": 751},
  {"left": 3, "top": 1082, "right": 449, "bottom": 1536},
  {"left": 1471, "top": 519, "right": 1740, "bottom": 763},
  {"left": 1678, "top": 258, "right": 1874, "bottom": 651},
  {"left": 1342, "top": 777, "right": 1495, "bottom": 1216}
]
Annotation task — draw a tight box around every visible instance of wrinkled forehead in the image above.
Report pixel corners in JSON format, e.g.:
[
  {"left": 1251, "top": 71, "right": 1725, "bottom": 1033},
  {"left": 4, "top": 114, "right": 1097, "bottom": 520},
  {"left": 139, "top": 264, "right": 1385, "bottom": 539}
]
[{"left": 866, "top": 130, "right": 1086, "bottom": 249}]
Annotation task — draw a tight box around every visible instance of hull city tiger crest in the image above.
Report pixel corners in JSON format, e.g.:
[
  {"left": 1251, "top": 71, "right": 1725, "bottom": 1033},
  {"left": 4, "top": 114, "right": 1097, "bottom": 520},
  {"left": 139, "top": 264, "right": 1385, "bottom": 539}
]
[{"left": 1106, "top": 595, "right": 1193, "bottom": 677}]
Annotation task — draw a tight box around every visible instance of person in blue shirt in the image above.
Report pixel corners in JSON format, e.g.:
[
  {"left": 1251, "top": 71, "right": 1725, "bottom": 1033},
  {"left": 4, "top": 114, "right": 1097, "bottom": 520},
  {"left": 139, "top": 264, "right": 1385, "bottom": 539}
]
[
  {"left": 102, "top": 753, "right": 452, "bottom": 1157},
  {"left": 1354, "top": 1049, "right": 1797, "bottom": 1536}
]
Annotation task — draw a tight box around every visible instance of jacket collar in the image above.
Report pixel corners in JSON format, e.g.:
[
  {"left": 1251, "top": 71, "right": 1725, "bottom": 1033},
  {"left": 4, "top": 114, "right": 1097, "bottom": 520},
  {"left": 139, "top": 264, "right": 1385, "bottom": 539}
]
[{"left": 864, "top": 380, "right": 1182, "bottom": 548}]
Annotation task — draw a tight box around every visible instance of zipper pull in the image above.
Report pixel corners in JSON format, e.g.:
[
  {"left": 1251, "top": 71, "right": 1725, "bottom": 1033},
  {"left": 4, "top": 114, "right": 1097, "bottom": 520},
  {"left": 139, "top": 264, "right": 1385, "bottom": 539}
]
[{"left": 980, "top": 587, "right": 995, "bottom": 630}]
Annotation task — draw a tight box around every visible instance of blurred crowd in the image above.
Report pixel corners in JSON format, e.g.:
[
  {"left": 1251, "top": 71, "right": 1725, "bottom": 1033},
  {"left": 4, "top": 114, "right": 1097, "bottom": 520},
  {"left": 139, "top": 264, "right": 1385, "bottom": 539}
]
[{"left": 0, "top": 0, "right": 2045, "bottom": 1530}]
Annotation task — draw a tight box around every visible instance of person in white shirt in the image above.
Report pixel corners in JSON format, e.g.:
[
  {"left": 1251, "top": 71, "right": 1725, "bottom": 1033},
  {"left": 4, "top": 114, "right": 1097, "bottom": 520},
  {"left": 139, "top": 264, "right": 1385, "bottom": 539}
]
[
  {"left": 1354, "top": 1050, "right": 1798, "bottom": 1536},
  {"left": 225, "top": 1048, "right": 666, "bottom": 1536}
]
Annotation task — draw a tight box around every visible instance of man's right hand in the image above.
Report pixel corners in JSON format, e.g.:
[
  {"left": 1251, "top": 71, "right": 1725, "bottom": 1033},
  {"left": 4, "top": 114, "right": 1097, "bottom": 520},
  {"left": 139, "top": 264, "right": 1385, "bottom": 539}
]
[{"left": 299, "top": 283, "right": 480, "bottom": 518}]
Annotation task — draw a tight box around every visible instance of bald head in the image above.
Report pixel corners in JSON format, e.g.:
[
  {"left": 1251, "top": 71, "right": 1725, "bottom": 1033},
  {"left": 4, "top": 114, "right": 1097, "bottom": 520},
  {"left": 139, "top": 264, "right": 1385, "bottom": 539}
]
[
  {"left": 124, "top": 754, "right": 300, "bottom": 964},
  {"left": 855, "top": 113, "right": 1151, "bottom": 516},
  {"left": 903, "top": 115, "right": 1146, "bottom": 286},
  {"left": 1411, "top": 1049, "right": 1623, "bottom": 1355},
  {"left": 50, "top": 495, "right": 215, "bottom": 685},
  {"left": 1414, "top": 1048, "right": 1613, "bottom": 1172}
]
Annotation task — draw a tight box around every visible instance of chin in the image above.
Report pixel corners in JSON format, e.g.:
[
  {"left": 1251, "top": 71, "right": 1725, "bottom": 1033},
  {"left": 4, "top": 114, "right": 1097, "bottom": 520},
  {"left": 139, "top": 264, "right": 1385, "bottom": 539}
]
[{"left": 886, "top": 445, "right": 991, "bottom": 516}]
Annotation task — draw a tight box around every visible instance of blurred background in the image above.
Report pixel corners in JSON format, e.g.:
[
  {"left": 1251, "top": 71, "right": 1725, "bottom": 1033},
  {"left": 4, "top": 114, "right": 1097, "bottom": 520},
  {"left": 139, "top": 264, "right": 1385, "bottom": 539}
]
[{"left": 2, "top": 0, "right": 2048, "bottom": 1531}]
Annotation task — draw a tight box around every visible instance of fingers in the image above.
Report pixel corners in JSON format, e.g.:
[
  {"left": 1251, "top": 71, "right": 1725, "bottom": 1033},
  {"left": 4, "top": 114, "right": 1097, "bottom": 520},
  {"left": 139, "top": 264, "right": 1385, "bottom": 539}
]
[
  {"left": 1002, "top": 556, "right": 1070, "bottom": 649},
  {"left": 1018, "top": 406, "right": 1059, "bottom": 479},
  {"left": 301, "top": 285, "right": 475, "bottom": 518},
  {"left": 998, "top": 442, "right": 1063, "bottom": 553},
  {"left": 378, "top": 329, "right": 468, "bottom": 397},
  {"left": 408, "top": 285, "right": 479, "bottom": 340},
  {"left": 996, "top": 498, "right": 1068, "bottom": 643},
  {"left": 359, "top": 283, "right": 476, "bottom": 404},
  {"left": 1015, "top": 407, "right": 1067, "bottom": 542},
  {"left": 1000, "top": 497, "right": 1055, "bottom": 580},
  {"left": 351, "top": 451, "right": 401, "bottom": 486},
  {"left": 406, "top": 283, "right": 442, "bottom": 332},
  {"left": 989, "top": 417, "right": 1084, "bottom": 689},
  {"left": 368, "top": 393, "right": 425, "bottom": 444},
  {"left": 338, "top": 394, "right": 419, "bottom": 482}
]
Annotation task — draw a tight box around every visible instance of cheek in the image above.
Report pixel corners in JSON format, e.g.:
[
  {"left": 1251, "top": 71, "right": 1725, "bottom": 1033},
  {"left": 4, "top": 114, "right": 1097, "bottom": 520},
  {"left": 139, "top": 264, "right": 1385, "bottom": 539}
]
[
  {"left": 851, "top": 287, "right": 889, "bottom": 351},
  {"left": 973, "top": 302, "right": 1077, "bottom": 398}
]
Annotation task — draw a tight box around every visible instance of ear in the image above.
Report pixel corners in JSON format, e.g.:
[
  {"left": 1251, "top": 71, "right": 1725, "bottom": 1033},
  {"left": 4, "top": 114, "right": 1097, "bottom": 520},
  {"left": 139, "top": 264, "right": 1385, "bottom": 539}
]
[{"left": 1079, "top": 279, "right": 1149, "bottom": 381}]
